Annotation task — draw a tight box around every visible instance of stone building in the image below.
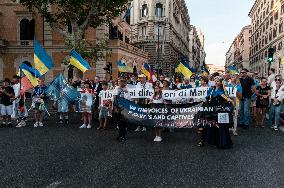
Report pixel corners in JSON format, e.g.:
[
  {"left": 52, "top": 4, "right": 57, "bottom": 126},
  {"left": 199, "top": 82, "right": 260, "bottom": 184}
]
[
  {"left": 130, "top": 0, "right": 191, "bottom": 76},
  {"left": 189, "top": 26, "right": 206, "bottom": 69},
  {"left": 249, "top": 0, "right": 284, "bottom": 76},
  {"left": 225, "top": 25, "right": 251, "bottom": 70},
  {"left": 0, "top": 0, "right": 147, "bottom": 82}
]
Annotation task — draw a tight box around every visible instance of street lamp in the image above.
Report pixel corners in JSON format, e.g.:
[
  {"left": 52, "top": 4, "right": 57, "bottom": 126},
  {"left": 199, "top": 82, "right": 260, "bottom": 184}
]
[{"left": 156, "top": 16, "right": 166, "bottom": 77}]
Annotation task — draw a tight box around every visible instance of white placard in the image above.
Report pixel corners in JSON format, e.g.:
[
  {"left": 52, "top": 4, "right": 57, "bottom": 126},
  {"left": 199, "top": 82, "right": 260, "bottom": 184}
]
[{"left": 218, "top": 113, "right": 230, "bottom": 124}]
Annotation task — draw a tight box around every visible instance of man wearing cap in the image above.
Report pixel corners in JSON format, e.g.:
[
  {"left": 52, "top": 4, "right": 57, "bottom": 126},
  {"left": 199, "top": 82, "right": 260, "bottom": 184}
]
[{"left": 134, "top": 74, "right": 152, "bottom": 132}]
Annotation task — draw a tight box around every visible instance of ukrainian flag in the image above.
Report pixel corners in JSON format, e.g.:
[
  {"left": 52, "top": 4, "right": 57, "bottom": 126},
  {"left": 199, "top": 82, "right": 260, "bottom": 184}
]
[
  {"left": 227, "top": 65, "right": 239, "bottom": 74},
  {"left": 176, "top": 58, "right": 193, "bottom": 78},
  {"left": 20, "top": 63, "right": 41, "bottom": 86},
  {"left": 141, "top": 63, "right": 152, "bottom": 80},
  {"left": 69, "top": 50, "right": 91, "bottom": 73},
  {"left": 34, "top": 38, "right": 54, "bottom": 75},
  {"left": 117, "top": 60, "right": 133, "bottom": 73},
  {"left": 202, "top": 65, "right": 210, "bottom": 76}
]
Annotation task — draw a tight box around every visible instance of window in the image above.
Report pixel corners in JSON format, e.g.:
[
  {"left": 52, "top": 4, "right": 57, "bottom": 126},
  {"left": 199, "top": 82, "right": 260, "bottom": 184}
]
[
  {"left": 155, "top": 25, "right": 163, "bottom": 36},
  {"left": 141, "top": 4, "right": 148, "bottom": 17},
  {"left": 269, "top": 31, "right": 272, "bottom": 41},
  {"left": 278, "top": 41, "right": 282, "bottom": 50},
  {"left": 273, "top": 27, "right": 277, "bottom": 38},
  {"left": 266, "top": 21, "right": 269, "bottom": 29},
  {"left": 274, "top": 11, "right": 278, "bottom": 20},
  {"left": 281, "top": 4, "right": 284, "bottom": 14},
  {"left": 155, "top": 3, "right": 163, "bottom": 17},
  {"left": 270, "top": 16, "right": 273, "bottom": 25},
  {"left": 20, "top": 18, "right": 35, "bottom": 40},
  {"left": 141, "top": 26, "right": 146, "bottom": 36},
  {"left": 279, "top": 21, "right": 283, "bottom": 33}
]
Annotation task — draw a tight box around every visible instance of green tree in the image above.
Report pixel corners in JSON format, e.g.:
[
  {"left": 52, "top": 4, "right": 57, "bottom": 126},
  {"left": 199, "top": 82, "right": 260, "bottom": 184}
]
[{"left": 17, "top": 0, "right": 129, "bottom": 65}]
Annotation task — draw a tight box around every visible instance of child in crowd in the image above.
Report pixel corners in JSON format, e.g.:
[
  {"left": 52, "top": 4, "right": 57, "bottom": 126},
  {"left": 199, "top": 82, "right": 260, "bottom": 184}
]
[
  {"left": 97, "top": 81, "right": 112, "bottom": 130},
  {"left": 32, "top": 79, "right": 47, "bottom": 127},
  {"left": 79, "top": 81, "right": 95, "bottom": 129}
]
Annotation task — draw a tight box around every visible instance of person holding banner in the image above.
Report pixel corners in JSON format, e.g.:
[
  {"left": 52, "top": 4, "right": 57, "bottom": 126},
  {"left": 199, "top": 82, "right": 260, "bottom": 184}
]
[
  {"left": 134, "top": 74, "right": 151, "bottom": 132},
  {"left": 32, "top": 79, "right": 47, "bottom": 127},
  {"left": 204, "top": 76, "right": 233, "bottom": 149},
  {"left": 149, "top": 85, "right": 164, "bottom": 142},
  {"left": 227, "top": 74, "right": 242, "bottom": 136},
  {"left": 113, "top": 78, "right": 129, "bottom": 142},
  {"left": 79, "top": 81, "right": 95, "bottom": 129}
]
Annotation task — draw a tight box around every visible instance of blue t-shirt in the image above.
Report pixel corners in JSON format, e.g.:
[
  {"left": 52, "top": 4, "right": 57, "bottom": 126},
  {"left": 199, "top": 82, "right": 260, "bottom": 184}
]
[
  {"left": 227, "top": 83, "right": 242, "bottom": 93},
  {"left": 207, "top": 88, "right": 225, "bottom": 97},
  {"left": 32, "top": 85, "right": 47, "bottom": 98}
]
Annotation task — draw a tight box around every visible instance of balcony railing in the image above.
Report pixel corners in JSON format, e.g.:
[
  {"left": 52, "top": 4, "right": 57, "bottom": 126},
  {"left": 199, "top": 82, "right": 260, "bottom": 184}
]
[{"left": 109, "top": 39, "right": 148, "bottom": 56}]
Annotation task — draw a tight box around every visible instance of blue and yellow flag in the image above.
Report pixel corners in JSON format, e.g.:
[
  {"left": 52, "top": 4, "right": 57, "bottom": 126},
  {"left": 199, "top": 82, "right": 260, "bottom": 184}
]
[
  {"left": 69, "top": 50, "right": 91, "bottom": 73},
  {"left": 19, "top": 63, "right": 41, "bottom": 86},
  {"left": 227, "top": 65, "right": 239, "bottom": 74},
  {"left": 141, "top": 63, "right": 152, "bottom": 80},
  {"left": 117, "top": 60, "right": 133, "bottom": 73},
  {"left": 34, "top": 38, "right": 54, "bottom": 75},
  {"left": 175, "top": 58, "right": 193, "bottom": 78},
  {"left": 202, "top": 65, "right": 210, "bottom": 76}
]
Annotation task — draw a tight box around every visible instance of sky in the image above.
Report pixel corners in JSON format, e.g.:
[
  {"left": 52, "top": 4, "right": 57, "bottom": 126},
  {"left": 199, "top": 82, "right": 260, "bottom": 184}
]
[{"left": 185, "top": 0, "right": 255, "bottom": 66}]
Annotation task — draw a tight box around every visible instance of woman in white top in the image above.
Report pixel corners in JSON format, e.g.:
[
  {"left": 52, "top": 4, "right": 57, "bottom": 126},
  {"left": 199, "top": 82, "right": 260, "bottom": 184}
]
[
  {"left": 269, "top": 75, "right": 284, "bottom": 131},
  {"left": 150, "top": 85, "right": 164, "bottom": 142}
]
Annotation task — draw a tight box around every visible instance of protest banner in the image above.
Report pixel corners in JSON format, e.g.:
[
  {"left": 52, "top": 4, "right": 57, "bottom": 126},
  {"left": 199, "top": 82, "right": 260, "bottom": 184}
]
[{"left": 115, "top": 97, "right": 233, "bottom": 129}]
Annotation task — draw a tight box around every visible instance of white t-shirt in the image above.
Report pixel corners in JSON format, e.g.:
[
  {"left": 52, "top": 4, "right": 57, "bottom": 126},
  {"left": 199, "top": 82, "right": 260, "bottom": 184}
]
[{"left": 13, "top": 83, "right": 20, "bottom": 98}]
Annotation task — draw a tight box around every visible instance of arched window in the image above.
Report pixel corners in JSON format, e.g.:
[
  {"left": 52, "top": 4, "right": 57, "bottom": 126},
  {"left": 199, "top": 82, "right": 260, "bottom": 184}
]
[
  {"left": 20, "top": 18, "right": 35, "bottom": 40},
  {"left": 141, "top": 4, "right": 148, "bottom": 17},
  {"left": 155, "top": 3, "right": 163, "bottom": 17}
]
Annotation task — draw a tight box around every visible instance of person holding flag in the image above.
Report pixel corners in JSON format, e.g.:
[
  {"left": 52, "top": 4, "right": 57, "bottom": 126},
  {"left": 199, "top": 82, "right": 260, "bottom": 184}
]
[{"left": 32, "top": 79, "right": 47, "bottom": 127}]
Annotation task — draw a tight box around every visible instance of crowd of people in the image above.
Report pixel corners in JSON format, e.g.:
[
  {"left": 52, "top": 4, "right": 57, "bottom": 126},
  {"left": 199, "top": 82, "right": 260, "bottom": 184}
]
[{"left": 0, "top": 67, "right": 283, "bottom": 148}]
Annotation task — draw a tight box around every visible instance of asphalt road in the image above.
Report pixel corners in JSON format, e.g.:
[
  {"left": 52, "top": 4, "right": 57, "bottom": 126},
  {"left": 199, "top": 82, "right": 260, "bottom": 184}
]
[{"left": 0, "top": 113, "right": 283, "bottom": 188}]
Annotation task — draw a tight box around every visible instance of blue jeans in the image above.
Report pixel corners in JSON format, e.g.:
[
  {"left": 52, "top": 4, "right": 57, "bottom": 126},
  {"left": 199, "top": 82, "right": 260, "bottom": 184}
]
[
  {"left": 269, "top": 103, "right": 282, "bottom": 128},
  {"left": 239, "top": 98, "right": 251, "bottom": 126}
]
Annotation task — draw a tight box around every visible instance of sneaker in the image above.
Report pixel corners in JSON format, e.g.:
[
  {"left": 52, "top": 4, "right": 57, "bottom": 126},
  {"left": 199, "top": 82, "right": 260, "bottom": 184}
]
[
  {"left": 118, "top": 137, "right": 126, "bottom": 142},
  {"left": 274, "top": 126, "right": 279, "bottom": 131},
  {"left": 58, "top": 119, "right": 64, "bottom": 124},
  {"left": 79, "top": 124, "right": 87, "bottom": 129},
  {"left": 7, "top": 122, "right": 13, "bottom": 127},
  {"left": 142, "top": 127, "right": 147, "bottom": 132},
  {"left": 87, "top": 124, "right": 92, "bottom": 129},
  {"left": 155, "top": 136, "right": 162, "bottom": 142},
  {"left": 233, "top": 131, "right": 238, "bottom": 136},
  {"left": 153, "top": 136, "right": 158, "bottom": 142},
  {"left": 1, "top": 122, "right": 6, "bottom": 128},
  {"left": 16, "top": 121, "right": 26, "bottom": 128},
  {"left": 134, "top": 126, "right": 142, "bottom": 132},
  {"left": 34, "top": 122, "right": 39, "bottom": 128},
  {"left": 38, "top": 122, "right": 44, "bottom": 127}
]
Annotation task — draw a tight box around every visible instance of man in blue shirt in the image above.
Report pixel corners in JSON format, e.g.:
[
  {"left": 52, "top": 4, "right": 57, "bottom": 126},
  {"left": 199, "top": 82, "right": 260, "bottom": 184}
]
[{"left": 32, "top": 79, "right": 47, "bottom": 127}]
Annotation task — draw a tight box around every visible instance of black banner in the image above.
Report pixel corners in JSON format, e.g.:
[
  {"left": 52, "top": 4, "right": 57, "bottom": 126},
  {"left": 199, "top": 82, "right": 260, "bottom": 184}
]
[{"left": 116, "top": 97, "right": 233, "bottom": 129}]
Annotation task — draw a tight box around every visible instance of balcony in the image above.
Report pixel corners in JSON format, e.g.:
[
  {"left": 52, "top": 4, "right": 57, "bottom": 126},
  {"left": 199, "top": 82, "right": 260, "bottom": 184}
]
[
  {"left": 18, "top": 40, "right": 33, "bottom": 46},
  {"left": 109, "top": 39, "right": 148, "bottom": 57},
  {"left": 0, "top": 39, "right": 7, "bottom": 48}
]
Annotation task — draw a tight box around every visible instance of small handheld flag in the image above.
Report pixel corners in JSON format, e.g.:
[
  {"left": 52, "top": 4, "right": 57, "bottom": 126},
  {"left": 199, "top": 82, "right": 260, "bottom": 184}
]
[
  {"left": 176, "top": 58, "right": 193, "bottom": 78},
  {"left": 69, "top": 50, "right": 91, "bottom": 73}
]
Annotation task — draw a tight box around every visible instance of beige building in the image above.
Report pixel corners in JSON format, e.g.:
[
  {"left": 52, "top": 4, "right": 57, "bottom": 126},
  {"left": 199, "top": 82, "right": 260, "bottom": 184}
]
[
  {"left": 249, "top": 0, "right": 284, "bottom": 76},
  {"left": 0, "top": 0, "right": 147, "bottom": 82},
  {"left": 225, "top": 25, "right": 251, "bottom": 70},
  {"left": 130, "top": 0, "right": 191, "bottom": 76},
  {"left": 189, "top": 26, "right": 206, "bottom": 69},
  {"left": 207, "top": 64, "right": 225, "bottom": 74}
]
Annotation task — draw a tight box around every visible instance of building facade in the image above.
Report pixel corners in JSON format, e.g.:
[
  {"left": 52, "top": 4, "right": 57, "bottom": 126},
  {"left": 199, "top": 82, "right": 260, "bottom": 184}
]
[
  {"left": 225, "top": 25, "right": 251, "bottom": 70},
  {"left": 189, "top": 26, "right": 206, "bottom": 69},
  {"left": 130, "top": 0, "right": 191, "bottom": 76},
  {"left": 249, "top": 0, "right": 284, "bottom": 76},
  {"left": 0, "top": 0, "right": 147, "bottom": 82}
]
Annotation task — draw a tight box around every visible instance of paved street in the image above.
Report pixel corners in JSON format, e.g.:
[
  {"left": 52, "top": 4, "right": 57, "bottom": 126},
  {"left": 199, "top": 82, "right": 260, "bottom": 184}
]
[{"left": 0, "top": 113, "right": 283, "bottom": 187}]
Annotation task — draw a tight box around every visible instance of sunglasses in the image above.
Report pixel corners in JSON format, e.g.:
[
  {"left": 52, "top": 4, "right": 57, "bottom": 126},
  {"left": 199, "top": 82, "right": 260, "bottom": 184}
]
[{"left": 275, "top": 79, "right": 281, "bottom": 81}]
